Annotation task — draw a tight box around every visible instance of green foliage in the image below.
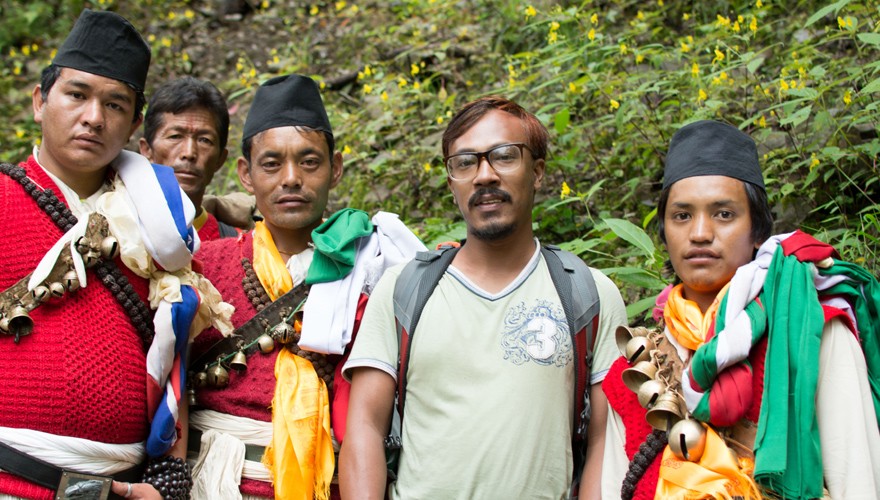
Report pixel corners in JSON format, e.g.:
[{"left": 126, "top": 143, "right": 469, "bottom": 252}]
[{"left": 1, "top": 0, "right": 878, "bottom": 322}]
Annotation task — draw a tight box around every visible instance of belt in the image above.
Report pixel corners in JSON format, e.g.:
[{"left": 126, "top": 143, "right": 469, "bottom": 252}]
[
  {"left": 188, "top": 429, "right": 267, "bottom": 462},
  {"left": 0, "top": 440, "right": 143, "bottom": 499}
]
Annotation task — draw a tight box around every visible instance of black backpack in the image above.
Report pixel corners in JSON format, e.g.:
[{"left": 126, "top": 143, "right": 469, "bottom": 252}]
[{"left": 388, "top": 243, "right": 600, "bottom": 495}]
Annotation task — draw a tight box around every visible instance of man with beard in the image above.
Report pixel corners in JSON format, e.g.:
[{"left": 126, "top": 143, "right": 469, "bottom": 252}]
[
  {"left": 140, "top": 77, "right": 253, "bottom": 241},
  {"left": 187, "top": 74, "right": 424, "bottom": 499},
  {"left": 339, "top": 96, "right": 627, "bottom": 499}
]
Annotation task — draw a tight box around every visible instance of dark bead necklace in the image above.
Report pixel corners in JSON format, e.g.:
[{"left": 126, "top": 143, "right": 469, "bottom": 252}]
[
  {"left": 0, "top": 163, "right": 155, "bottom": 350},
  {"left": 240, "top": 257, "right": 336, "bottom": 389}
]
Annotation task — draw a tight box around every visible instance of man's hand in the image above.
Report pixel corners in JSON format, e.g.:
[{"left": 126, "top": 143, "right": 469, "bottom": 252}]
[{"left": 111, "top": 480, "right": 162, "bottom": 499}]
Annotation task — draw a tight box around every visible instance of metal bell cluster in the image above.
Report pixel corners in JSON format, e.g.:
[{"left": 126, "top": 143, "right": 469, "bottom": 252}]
[
  {"left": 75, "top": 235, "right": 120, "bottom": 267},
  {"left": 616, "top": 325, "right": 707, "bottom": 462}
]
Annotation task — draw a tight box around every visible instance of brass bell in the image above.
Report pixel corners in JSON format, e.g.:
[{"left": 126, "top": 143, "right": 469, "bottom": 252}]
[
  {"left": 272, "top": 323, "right": 297, "bottom": 344},
  {"left": 8, "top": 305, "right": 34, "bottom": 341},
  {"left": 100, "top": 236, "right": 120, "bottom": 260},
  {"left": 75, "top": 236, "right": 92, "bottom": 255},
  {"left": 257, "top": 334, "right": 275, "bottom": 353},
  {"left": 31, "top": 285, "right": 50, "bottom": 303},
  {"left": 637, "top": 379, "right": 666, "bottom": 409},
  {"left": 622, "top": 360, "right": 657, "bottom": 392},
  {"left": 187, "top": 388, "right": 198, "bottom": 407},
  {"left": 230, "top": 350, "right": 248, "bottom": 371},
  {"left": 48, "top": 282, "right": 66, "bottom": 299},
  {"left": 192, "top": 371, "right": 209, "bottom": 388},
  {"left": 645, "top": 392, "right": 684, "bottom": 432},
  {"left": 668, "top": 418, "right": 707, "bottom": 462},
  {"left": 206, "top": 364, "right": 229, "bottom": 388},
  {"left": 63, "top": 271, "right": 80, "bottom": 292},
  {"left": 624, "top": 336, "right": 654, "bottom": 364},
  {"left": 0, "top": 316, "right": 8, "bottom": 332},
  {"left": 615, "top": 325, "right": 635, "bottom": 356},
  {"left": 84, "top": 251, "right": 101, "bottom": 267}
]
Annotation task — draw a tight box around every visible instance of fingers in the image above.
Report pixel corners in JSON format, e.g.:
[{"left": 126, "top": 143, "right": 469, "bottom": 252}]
[{"left": 110, "top": 480, "right": 162, "bottom": 499}]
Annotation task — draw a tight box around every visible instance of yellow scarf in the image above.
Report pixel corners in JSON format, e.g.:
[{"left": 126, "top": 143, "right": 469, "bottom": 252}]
[
  {"left": 662, "top": 283, "right": 728, "bottom": 351},
  {"left": 658, "top": 284, "right": 759, "bottom": 499},
  {"left": 252, "top": 222, "right": 334, "bottom": 499}
]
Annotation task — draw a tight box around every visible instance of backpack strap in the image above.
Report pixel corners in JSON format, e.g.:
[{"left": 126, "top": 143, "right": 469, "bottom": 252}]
[
  {"left": 392, "top": 245, "right": 460, "bottom": 416},
  {"left": 541, "top": 244, "right": 600, "bottom": 496}
]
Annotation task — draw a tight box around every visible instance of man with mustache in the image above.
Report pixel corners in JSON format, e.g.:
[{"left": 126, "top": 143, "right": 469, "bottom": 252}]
[
  {"left": 339, "top": 96, "right": 627, "bottom": 499},
  {"left": 140, "top": 77, "right": 253, "bottom": 241},
  {"left": 0, "top": 9, "right": 231, "bottom": 500},
  {"left": 592, "top": 120, "right": 880, "bottom": 499},
  {"left": 187, "top": 74, "right": 424, "bottom": 499}
]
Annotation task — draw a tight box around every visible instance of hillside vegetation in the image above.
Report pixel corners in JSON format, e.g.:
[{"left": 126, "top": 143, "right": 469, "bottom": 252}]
[{"left": 1, "top": 0, "right": 878, "bottom": 320}]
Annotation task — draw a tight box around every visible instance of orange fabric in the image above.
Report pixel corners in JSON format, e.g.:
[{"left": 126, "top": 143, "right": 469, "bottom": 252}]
[
  {"left": 663, "top": 283, "right": 729, "bottom": 351},
  {"left": 252, "top": 221, "right": 293, "bottom": 300}
]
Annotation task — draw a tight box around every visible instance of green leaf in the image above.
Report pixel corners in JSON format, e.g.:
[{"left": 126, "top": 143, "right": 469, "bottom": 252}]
[
  {"left": 857, "top": 33, "right": 880, "bottom": 46},
  {"left": 554, "top": 107, "right": 570, "bottom": 134},
  {"left": 746, "top": 56, "right": 765, "bottom": 75},
  {"left": 804, "top": 0, "right": 851, "bottom": 28},
  {"left": 603, "top": 218, "right": 655, "bottom": 259},
  {"left": 862, "top": 76, "right": 880, "bottom": 94},
  {"left": 625, "top": 296, "right": 659, "bottom": 321},
  {"left": 778, "top": 105, "right": 812, "bottom": 128}
]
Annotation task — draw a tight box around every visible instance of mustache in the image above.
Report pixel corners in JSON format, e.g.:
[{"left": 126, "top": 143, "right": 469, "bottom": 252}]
[{"left": 468, "top": 187, "right": 512, "bottom": 207}]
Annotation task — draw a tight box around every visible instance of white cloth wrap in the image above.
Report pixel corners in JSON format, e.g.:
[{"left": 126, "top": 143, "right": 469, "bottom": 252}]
[
  {"left": 300, "top": 211, "right": 426, "bottom": 354},
  {"left": 189, "top": 409, "right": 272, "bottom": 500},
  {"left": 0, "top": 426, "right": 143, "bottom": 475}
]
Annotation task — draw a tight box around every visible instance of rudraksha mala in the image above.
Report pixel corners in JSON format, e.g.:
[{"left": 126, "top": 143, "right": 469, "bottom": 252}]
[
  {"left": 0, "top": 163, "right": 154, "bottom": 349},
  {"left": 142, "top": 455, "right": 192, "bottom": 500}
]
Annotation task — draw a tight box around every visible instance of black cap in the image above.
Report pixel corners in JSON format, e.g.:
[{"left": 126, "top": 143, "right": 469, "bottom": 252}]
[
  {"left": 663, "top": 120, "right": 764, "bottom": 190},
  {"left": 242, "top": 74, "right": 332, "bottom": 142},
  {"left": 53, "top": 9, "right": 151, "bottom": 91}
]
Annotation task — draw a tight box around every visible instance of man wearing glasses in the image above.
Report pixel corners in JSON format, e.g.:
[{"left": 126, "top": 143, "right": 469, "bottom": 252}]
[{"left": 339, "top": 96, "right": 626, "bottom": 498}]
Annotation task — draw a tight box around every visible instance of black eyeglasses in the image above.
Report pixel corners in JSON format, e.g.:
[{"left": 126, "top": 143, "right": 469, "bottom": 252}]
[{"left": 444, "top": 143, "right": 532, "bottom": 181}]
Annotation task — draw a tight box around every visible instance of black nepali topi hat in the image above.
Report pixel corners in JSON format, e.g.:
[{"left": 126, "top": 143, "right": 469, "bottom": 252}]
[
  {"left": 242, "top": 74, "right": 332, "bottom": 142},
  {"left": 53, "top": 9, "right": 151, "bottom": 92},
  {"left": 663, "top": 120, "right": 764, "bottom": 190}
]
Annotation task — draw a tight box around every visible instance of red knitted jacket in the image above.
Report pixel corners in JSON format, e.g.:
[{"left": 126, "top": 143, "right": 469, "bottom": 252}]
[
  {"left": 194, "top": 233, "right": 356, "bottom": 499},
  {"left": 196, "top": 211, "right": 223, "bottom": 242},
  {"left": 0, "top": 157, "right": 151, "bottom": 500}
]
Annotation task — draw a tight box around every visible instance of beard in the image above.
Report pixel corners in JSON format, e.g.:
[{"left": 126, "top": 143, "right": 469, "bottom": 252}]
[{"left": 471, "top": 219, "right": 517, "bottom": 241}]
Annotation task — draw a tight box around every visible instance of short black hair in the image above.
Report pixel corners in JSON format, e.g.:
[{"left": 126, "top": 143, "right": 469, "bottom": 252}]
[
  {"left": 40, "top": 64, "right": 146, "bottom": 122},
  {"left": 657, "top": 179, "right": 773, "bottom": 246},
  {"left": 241, "top": 126, "right": 335, "bottom": 165},
  {"left": 143, "top": 77, "right": 230, "bottom": 151}
]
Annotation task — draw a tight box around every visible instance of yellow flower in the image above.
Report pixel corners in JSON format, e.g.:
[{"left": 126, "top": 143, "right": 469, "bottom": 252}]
[
  {"left": 550, "top": 21, "right": 560, "bottom": 31},
  {"left": 712, "top": 76, "right": 721, "bottom": 86},
  {"left": 364, "top": 65, "right": 373, "bottom": 76},
  {"left": 398, "top": 77, "right": 408, "bottom": 88},
  {"left": 568, "top": 82, "right": 578, "bottom": 93},
  {"left": 713, "top": 47, "right": 725, "bottom": 63},
  {"left": 336, "top": 1, "right": 346, "bottom": 11},
  {"left": 310, "top": 5, "right": 319, "bottom": 15},
  {"left": 758, "top": 115, "right": 767, "bottom": 128},
  {"left": 182, "top": 52, "right": 190, "bottom": 62},
  {"left": 15, "top": 129, "right": 24, "bottom": 139},
  {"left": 548, "top": 30, "right": 558, "bottom": 43},
  {"left": 31, "top": 43, "right": 38, "bottom": 52},
  {"left": 560, "top": 181, "right": 571, "bottom": 199},
  {"left": 423, "top": 162, "right": 432, "bottom": 173},
  {"left": 363, "top": 84, "right": 373, "bottom": 94},
  {"left": 168, "top": 11, "right": 177, "bottom": 20},
  {"left": 609, "top": 99, "right": 620, "bottom": 110},
  {"left": 357, "top": 71, "right": 365, "bottom": 80},
  {"left": 843, "top": 90, "right": 852, "bottom": 106},
  {"left": 619, "top": 43, "right": 628, "bottom": 55},
  {"left": 838, "top": 16, "right": 846, "bottom": 29},
  {"left": 12, "top": 65, "right": 21, "bottom": 75},
  {"left": 590, "top": 13, "right": 598, "bottom": 25},
  {"left": 683, "top": 13, "right": 690, "bottom": 21},
  {"left": 698, "top": 88, "right": 708, "bottom": 101},
  {"left": 319, "top": 81, "right": 326, "bottom": 89},
  {"left": 732, "top": 21, "right": 740, "bottom": 32},
  {"left": 343, "top": 145, "right": 351, "bottom": 155},
  {"left": 381, "top": 91, "right": 388, "bottom": 102},
  {"left": 635, "top": 53, "right": 645, "bottom": 63},
  {"left": 436, "top": 116, "right": 444, "bottom": 124},
  {"left": 236, "top": 61, "right": 244, "bottom": 72},
  {"left": 756, "top": 0, "right": 763, "bottom": 7},
  {"left": 587, "top": 28, "right": 595, "bottom": 42},
  {"left": 750, "top": 16, "right": 757, "bottom": 32},
  {"left": 350, "top": 5, "right": 359, "bottom": 14},
  {"left": 21, "top": 45, "right": 30, "bottom": 56},
  {"left": 691, "top": 62, "right": 700, "bottom": 77},
  {"left": 185, "top": 9, "right": 195, "bottom": 19},
  {"left": 413, "top": 81, "right": 421, "bottom": 90},
  {"left": 525, "top": 5, "right": 536, "bottom": 18},
  {"left": 810, "top": 154, "right": 820, "bottom": 170},
  {"left": 658, "top": 0, "right": 664, "bottom": 5},
  {"left": 161, "top": 37, "right": 172, "bottom": 48},
  {"left": 249, "top": 68, "right": 256, "bottom": 78},
  {"left": 716, "top": 14, "right": 730, "bottom": 27},
  {"left": 798, "top": 67, "right": 807, "bottom": 78},
  {"left": 148, "top": 34, "right": 156, "bottom": 42},
  {"left": 780, "top": 79, "right": 790, "bottom": 91},
  {"left": 637, "top": 11, "right": 645, "bottom": 20},
  {"left": 680, "top": 41, "right": 690, "bottom": 53},
  {"left": 790, "top": 79, "right": 798, "bottom": 89},
  {"left": 411, "top": 63, "right": 419, "bottom": 76}
]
